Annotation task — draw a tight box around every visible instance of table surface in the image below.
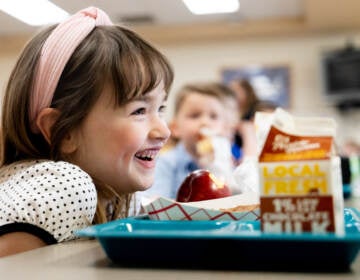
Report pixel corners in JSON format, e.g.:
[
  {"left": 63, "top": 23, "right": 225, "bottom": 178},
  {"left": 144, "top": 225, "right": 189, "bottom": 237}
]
[{"left": 1, "top": 197, "right": 360, "bottom": 280}]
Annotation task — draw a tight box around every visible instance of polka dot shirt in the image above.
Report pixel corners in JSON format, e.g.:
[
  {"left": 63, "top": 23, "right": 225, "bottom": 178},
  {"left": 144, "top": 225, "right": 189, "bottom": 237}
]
[{"left": 0, "top": 160, "right": 97, "bottom": 244}]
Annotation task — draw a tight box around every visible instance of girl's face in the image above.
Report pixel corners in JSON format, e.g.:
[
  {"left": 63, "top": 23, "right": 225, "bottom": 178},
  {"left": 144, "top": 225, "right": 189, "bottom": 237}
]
[
  {"left": 69, "top": 81, "right": 170, "bottom": 193},
  {"left": 172, "top": 92, "right": 226, "bottom": 156}
]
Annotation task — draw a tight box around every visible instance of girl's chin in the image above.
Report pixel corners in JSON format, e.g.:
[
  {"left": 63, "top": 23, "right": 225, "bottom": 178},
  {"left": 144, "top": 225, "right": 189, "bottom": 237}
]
[
  {"left": 135, "top": 178, "right": 154, "bottom": 192},
  {"left": 135, "top": 185, "right": 150, "bottom": 192}
]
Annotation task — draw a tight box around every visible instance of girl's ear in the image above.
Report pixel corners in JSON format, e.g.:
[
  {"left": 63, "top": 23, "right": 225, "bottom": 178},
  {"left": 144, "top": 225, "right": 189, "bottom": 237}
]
[
  {"left": 60, "top": 131, "right": 78, "bottom": 155},
  {"left": 36, "top": 108, "right": 60, "bottom": 144},
  {"left": 36, "top": 108, "right": 78, "bottom": 154}
]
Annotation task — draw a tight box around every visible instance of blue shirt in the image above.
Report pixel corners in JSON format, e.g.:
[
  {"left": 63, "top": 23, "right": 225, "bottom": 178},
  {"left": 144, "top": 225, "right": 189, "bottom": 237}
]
[{"left": 144, "top": 143, "right": 199, "bottom": 199}]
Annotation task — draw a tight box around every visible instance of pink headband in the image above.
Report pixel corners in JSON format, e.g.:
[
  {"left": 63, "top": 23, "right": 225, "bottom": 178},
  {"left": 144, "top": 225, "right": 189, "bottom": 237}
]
[{"left": 30, "top": 6, "right": 113, "bottom": 132}]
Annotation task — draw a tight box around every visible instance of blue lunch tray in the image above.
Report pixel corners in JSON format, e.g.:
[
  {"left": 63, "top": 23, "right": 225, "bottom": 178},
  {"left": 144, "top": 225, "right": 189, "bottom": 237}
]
[{"left": 75, "top": 207, "right": 360, "bottom": 271}]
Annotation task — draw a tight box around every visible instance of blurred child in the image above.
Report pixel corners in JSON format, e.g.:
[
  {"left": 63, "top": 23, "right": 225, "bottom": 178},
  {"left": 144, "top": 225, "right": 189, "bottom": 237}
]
[
  {"left": 0, "top": 7, "right": 173, "bottom": 257},
  {"left": 144, "top": 82, "right": 239, "bottom": 199},
  {"left": 341, "top": 139, "right": 360, "bottom": 157},
  {"left": 229, "top": 78, "right": 260, "bottom": 121},
  {"left": 212, "top": 83, "right": 240, "bottom": 141},
  {"left": 230, "top": 79, "right": 278, "bottom": 162}
]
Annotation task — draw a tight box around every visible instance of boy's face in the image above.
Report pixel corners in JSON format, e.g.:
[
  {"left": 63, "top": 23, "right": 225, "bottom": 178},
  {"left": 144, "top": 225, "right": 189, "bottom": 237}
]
[
  {"left": 67, "top": 81, "right": 170, "bottom": 193},
  {"left": 172, "top": 92, "right": 227, "bottom": 156}
]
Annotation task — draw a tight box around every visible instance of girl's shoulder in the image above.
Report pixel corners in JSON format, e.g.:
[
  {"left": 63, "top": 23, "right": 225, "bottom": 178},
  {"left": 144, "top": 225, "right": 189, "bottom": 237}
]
[
  {"left": 0, "top": 160, "right": 93, "bottom": 184},
  {"left": 0, "top": 159, "right": 97, "bottom": 208},
  {"left": 0, "top": 160, "right": 97, "bottom": 242}
]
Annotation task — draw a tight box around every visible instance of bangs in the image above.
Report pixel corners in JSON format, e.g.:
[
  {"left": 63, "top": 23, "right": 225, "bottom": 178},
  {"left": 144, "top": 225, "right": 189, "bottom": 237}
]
[{"left": 106, "top": 27, "right": 174, "bottom": 105}]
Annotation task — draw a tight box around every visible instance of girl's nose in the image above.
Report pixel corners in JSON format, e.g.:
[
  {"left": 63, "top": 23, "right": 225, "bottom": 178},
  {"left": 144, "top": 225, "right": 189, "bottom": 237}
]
[{"left": 149, "top": 117, "right": 171, "bottom": 142}]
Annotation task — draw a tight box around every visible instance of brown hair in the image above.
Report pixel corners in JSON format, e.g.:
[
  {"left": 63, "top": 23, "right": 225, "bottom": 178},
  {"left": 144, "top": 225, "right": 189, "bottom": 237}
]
[
  {"left": 254, "top": 100, "right": 277, "bottom": 113},
  {"left": 174, "top": 82, "right": 236, "bottom": 115},
  {"left": 233, "top": 79, "right": 260, "bottom": 120},
  {"left": 1, "top": 25, "right": 174, "bottom": 223}
]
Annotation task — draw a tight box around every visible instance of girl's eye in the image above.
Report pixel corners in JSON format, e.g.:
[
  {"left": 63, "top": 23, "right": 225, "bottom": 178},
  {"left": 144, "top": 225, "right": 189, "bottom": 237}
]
[
  {"left": 131, "top": 108, "right": 146, "bottom": 115},
  {"left": 210, "top": 113, "right": 219, "bottom": 120},
  {"left": 159, "top": 105, "right": 167, "bottom": 113}
]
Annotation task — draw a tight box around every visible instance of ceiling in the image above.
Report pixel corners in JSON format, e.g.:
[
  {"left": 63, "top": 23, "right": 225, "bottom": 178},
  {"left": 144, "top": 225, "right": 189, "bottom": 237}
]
[
  {"left": 0, "top": 0, "right": 360, "bottom": 45},
  {"left": 0, "top": 0, "right": 304, "bottom": 35}
]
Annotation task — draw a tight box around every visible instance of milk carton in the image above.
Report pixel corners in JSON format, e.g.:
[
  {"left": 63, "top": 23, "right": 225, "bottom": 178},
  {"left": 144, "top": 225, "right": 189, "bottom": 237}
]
[{"left": 255, "top": 108, "right": 344, "bottom": 235}]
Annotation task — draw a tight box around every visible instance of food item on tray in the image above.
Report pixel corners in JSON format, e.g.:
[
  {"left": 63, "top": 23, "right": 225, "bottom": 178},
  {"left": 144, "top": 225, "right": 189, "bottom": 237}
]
[
  {"left": 195, "top": 128, "right": 234, "bottom": 187},
  {"left": 219, "top": 203, "right": 259, "bottom": 212},
  {"left": 176, "top": 169, "right": 232, "bottom": 202},
  {"left": 196, "top": 134, "right": 214, "bottom": 158},
  {"left": 143, "top": 192, "right": 261, "bottom": 221},
  {"left": 196, "top": 129, "right": 215, "bottom": 165},
  {"left": 255, "top": 108, "right": 344, "bottom": 235}
]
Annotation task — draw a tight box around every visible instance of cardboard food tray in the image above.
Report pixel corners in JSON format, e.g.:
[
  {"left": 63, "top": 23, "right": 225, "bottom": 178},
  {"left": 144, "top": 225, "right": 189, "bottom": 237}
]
[
  {"left": 141, "top": 192, "right": 260, "bottom": 221},
  {"left": 75, "top": 208, "right": 360, "bottom": 271}
]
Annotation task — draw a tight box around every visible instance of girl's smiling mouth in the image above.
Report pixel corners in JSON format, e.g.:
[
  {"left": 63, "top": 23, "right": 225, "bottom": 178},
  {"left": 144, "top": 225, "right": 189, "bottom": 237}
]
[{"left": 135, "top": 149, "right": 160, "bottom": 161}]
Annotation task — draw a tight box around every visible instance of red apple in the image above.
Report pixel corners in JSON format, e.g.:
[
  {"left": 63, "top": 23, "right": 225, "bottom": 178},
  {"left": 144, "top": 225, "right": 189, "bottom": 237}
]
[{"left": 176, "top": 169, "right": 232, "bottom": 202}]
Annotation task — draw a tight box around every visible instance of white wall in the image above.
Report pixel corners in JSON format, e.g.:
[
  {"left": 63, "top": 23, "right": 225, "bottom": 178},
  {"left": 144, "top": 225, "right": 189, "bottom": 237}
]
[
  {"left": 158, "top": 31, "right": 360, "bottom": 147},
  {"left": 0, "top": 55, "right": 16, "bottom": 96}
]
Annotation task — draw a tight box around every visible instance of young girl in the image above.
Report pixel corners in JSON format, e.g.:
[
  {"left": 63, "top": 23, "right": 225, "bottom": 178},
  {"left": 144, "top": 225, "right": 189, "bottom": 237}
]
[{"left": 0, "top": 6, "right": 173, "bottom": 257}]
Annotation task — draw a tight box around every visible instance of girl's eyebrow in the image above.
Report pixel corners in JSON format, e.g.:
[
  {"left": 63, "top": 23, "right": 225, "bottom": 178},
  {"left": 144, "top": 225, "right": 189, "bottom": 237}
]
[
  {"left": 133, "top": 95, "right": 150, "bottom": 102},
  {"left": 132, "top": 91, "right": 168, "bottom": 102},
  {"left": 129, "top": 95, "right": 150, "bottom": 104}
]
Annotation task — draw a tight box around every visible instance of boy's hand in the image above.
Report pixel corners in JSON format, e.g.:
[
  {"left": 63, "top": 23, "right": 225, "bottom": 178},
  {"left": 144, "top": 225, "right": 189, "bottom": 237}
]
[{"left": 196, "top": 136, "right": 214, "bottom": 167}]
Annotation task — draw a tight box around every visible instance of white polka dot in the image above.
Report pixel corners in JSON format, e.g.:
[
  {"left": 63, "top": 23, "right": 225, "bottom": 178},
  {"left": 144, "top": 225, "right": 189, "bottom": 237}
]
[{"left": 0, "top": 160, "right": 97, "bottom": 242}]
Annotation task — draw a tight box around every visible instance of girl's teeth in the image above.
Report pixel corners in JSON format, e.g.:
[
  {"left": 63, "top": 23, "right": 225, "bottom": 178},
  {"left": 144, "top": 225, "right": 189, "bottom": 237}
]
[{"left": 135, "top": 150, "right": 157, "bottom": 160}]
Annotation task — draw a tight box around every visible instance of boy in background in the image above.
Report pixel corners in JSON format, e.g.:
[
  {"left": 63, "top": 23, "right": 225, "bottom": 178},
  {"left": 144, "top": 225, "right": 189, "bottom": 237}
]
[{"left": 144, "top": 82, "right": 239, "bottom": 199}]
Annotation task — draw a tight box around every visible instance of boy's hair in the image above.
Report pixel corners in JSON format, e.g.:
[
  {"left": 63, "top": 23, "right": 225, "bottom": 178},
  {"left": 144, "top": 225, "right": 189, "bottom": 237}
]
[
  {"left": 1, "top": 24, "right": 174, "bottom": 223},
  {"left": 174, "top": 82, "right": 236, "bottom": 115}
]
